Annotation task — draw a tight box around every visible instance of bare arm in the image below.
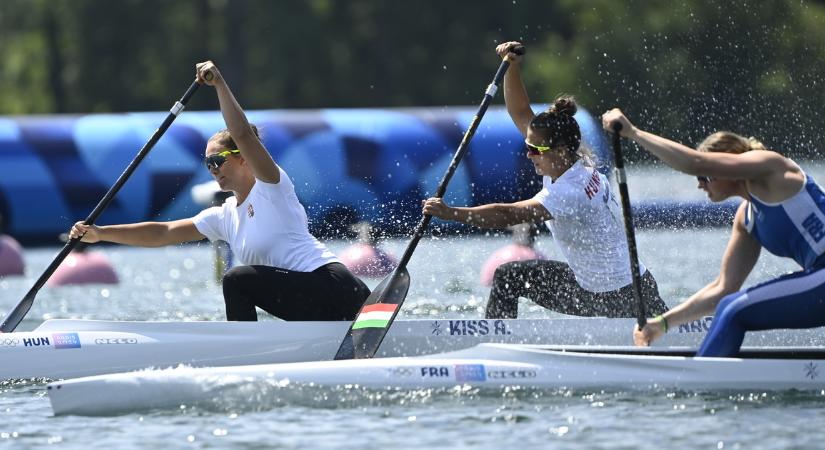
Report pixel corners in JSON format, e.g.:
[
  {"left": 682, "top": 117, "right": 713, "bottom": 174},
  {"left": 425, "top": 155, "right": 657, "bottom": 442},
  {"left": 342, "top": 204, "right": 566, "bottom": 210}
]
[
  {"left": 601, "top": 108, "right": 789, "bottom": 181},
  {"left": 196, "top": 61, "right": 281, "bottom": 184},
  {"left": 634, "top": 202, "right": 761, "bottom": 345},
  {"left": 422, "top": 197, "right": 550, "bottom": 228},
  {"left": 495, "top": 41, "right": 534, "bottom": 136},
  {"left": 630, "top": 128, "right": 789, "bottom": 181},
  {"left": 69, "top": 219, "right": 205, "bottom": 247}
]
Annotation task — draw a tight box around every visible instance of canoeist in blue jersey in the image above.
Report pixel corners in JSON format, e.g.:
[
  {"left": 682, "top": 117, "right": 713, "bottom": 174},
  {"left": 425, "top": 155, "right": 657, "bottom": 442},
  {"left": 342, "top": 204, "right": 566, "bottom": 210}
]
[
  {"left": 603, "top": 108, "right": 825, "bottom": 357},
  {"left": 69, "top": 61, "right": 369, "bottom": 322},
  {"left": 423, "top": 42, "right": 668, "bottom": 319}
]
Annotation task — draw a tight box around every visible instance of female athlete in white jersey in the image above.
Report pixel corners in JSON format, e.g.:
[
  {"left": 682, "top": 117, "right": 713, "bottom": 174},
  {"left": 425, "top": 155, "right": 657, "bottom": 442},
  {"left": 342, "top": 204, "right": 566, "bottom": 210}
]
[
  {"left": 603, "top": 108, "right": 825, "bottom": 357},
  {"left": 423, "top": 42, "right": 667, "bottom": 319},
  {"left": 70, "top": 61, "right": 370, "bottom": 321}
]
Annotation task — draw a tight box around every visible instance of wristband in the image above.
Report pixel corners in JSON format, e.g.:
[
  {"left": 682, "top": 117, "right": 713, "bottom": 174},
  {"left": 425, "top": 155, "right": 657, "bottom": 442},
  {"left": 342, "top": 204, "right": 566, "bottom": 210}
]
[{"left": 655, "top": 314, "right": 669, "bottom": 333}]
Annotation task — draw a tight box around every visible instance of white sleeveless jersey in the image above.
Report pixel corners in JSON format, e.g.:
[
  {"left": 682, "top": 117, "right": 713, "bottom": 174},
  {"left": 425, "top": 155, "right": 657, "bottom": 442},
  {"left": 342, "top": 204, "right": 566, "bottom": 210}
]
[
  {"left": 192, "top": 167, "right": 338, "bottom": 272},
  {"left": 532, "top": 160, "right": 646, "bottom": 292}
]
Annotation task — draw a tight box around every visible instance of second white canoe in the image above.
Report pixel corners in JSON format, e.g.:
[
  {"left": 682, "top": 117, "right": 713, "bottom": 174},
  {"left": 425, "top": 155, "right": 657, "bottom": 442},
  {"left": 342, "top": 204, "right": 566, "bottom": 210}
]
[{"left": 47, "top": 343, "right": 825, "bottom": 416}]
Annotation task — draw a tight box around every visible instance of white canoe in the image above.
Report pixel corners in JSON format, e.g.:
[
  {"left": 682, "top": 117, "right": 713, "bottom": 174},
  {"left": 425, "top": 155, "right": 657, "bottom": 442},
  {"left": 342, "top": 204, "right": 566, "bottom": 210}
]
[
  {"left": 5, "top": 316, "right": 825, "bottom": 380},
  {"left": 47, "top": 343, "right": 825, "bottom": 416}
]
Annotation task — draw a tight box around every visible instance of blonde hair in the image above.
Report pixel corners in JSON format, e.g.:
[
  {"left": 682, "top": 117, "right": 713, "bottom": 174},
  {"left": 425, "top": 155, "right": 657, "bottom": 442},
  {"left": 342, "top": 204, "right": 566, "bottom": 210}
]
[{"left": 697, "top": 131, "right": 767, "bottom": 154}]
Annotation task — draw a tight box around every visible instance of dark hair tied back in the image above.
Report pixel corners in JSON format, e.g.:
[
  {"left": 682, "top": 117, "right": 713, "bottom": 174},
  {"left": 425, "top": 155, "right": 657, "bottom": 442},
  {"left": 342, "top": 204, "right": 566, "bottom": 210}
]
[
  {"left": 529, "top": 95, "right": 581, "bottom": 153},
  {"left": 549, "top": 96, "right": 577, "bottom": 117}
]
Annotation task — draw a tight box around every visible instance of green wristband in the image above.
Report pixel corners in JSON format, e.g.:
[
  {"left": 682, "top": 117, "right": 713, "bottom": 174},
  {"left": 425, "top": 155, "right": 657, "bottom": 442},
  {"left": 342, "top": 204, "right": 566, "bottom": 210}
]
[{"left": 655, "top": 314, "right": 669, "bottom": 333}]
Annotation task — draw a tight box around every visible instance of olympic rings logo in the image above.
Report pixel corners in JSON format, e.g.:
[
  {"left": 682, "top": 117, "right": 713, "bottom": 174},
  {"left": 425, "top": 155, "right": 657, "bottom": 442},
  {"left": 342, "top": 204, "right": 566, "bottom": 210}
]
[
  {"left": 387, "top": 367, "right": 415, "bottom": 377},
  {"left": 0, "top": 338, "right": 20, "bottom": 347}
]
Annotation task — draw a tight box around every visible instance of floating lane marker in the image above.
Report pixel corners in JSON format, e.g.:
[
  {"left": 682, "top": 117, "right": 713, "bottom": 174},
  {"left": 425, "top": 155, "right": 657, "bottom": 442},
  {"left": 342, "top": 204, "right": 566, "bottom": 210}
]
[{"left": 352, "top": 303, "right": 399, "bottom": 329}]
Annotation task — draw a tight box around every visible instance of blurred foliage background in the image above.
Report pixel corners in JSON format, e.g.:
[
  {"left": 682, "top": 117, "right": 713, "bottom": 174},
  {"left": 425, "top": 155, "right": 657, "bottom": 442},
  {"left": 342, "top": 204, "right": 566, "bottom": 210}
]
[{"left": 1, "top": 0, "right": 825, "bottom": 160}]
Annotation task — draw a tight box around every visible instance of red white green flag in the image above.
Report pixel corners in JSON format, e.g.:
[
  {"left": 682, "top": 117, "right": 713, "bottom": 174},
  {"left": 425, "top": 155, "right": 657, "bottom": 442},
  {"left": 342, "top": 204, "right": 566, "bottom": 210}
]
[{"left": 352, "top": 303, "right": 398, "bottom": 330}]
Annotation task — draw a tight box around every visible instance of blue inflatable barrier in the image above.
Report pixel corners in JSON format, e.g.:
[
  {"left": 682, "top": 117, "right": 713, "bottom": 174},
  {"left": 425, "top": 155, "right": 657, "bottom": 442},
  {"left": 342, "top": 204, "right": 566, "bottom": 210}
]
[{"left": 0, "top": 106, "right": 613, "bottom": 245}]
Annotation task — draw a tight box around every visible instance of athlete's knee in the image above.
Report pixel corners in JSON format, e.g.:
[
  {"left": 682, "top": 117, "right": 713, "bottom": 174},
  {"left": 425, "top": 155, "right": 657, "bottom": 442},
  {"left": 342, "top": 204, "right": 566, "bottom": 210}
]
[
  {"left": 716, "top": 291, "right": 747, "bottom": 315},
  {"left": 709, "top": 291, "right": 748, "bottom": 329},
  {"left": 493, "top": 261, "right": 525, "bottom": 280},
  {"left": 222, "top": 265, "right": 249, "bottom": 286},
  {"left": 357, "top": 282, "right": 371, "bottom": 301},
  {"left": 485, "top": 300, "right": 516, "bottom": 319},
  {"left": 492, "top": 262, "right": 530, "bottom": 292}
]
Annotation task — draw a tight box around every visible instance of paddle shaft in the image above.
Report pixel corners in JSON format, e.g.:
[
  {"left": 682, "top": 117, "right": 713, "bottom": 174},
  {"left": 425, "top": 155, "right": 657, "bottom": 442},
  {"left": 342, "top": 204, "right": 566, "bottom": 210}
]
[
  {"left": 335, "top": 46, "right": 524, "bottom": 359},
  {"left": 397, "top": 54, "right": 521, "bottom": 267},
  {"left": 611, "top": 124, "right": 647, "bottom": 329},
  {"left": 0, "top": 80, "right": 201, "bottom": 333}
]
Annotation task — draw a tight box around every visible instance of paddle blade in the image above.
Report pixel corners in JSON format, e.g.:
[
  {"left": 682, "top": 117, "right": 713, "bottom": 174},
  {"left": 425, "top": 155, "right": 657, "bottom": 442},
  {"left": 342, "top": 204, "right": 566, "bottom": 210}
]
[
  {"left": 334, "top": 267, "right": 410, "bottom": 360},
  {"left": 0, "top": 291, "right": 36, "bottom": 333}
]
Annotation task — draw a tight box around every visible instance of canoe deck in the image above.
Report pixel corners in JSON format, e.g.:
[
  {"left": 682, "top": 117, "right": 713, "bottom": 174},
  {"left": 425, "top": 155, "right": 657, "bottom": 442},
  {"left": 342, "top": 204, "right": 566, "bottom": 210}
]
[{"left": 531, "top": 345, "right": 825, "bottom": 359}]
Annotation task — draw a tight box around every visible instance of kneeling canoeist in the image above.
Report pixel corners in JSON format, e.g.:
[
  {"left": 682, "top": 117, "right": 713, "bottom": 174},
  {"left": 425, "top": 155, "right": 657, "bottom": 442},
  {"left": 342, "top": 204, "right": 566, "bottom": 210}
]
[
  {"left": 69, "top": 61, "right": 370, "bottom": 321},
  {"left": 602, "top": 108, "right": 825, "bottom": 357},
  {"left": 423, "top": 42, "right": 668, "bottom": 319}
]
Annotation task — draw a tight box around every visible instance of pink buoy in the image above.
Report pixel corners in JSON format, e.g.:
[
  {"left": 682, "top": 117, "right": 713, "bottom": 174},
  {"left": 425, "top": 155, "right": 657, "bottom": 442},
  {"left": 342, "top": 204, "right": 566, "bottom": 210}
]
[
  {"left": 48, "top": 250, "right": 119, "bottom": 286},
  {"left": 339, "top": 221, "right": 397, "bottom": 277},
  {"left": 0, "top": 234, "right": 25, "bottom": 276},
  {"left": 339, "top": 243, "right": 397, "bottom": 277},
  {"left": 479, "top": 244, "right": 546, "bottom": 287}
]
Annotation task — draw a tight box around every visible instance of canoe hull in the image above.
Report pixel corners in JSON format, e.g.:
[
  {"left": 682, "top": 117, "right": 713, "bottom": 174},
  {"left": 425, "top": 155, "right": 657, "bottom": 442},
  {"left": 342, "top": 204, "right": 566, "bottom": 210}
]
[{"left": 47, "top": 343, "right": 825, "bottom": 416}]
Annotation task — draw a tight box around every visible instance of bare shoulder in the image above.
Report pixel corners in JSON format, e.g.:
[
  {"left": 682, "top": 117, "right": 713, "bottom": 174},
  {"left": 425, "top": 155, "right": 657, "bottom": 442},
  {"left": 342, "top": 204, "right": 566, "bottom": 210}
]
[
  {"left": 741, "top": 151, "right": 803, "bottom": 200},
  {"left": 746, "top": 149, "right": 803, "bottom": 179},
  {"left": 781, "top": 157, "right": 807, "bottom": 187}
]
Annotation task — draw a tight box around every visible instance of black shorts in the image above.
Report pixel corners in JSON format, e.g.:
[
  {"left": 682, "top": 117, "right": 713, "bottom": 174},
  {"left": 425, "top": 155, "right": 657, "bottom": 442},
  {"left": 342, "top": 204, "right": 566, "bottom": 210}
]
[
  {"left": 485, "top": 259, "right": 668, "bottom": 319},
  {"left": 221, "top": 262, "right": 370, "bottom": 321}
]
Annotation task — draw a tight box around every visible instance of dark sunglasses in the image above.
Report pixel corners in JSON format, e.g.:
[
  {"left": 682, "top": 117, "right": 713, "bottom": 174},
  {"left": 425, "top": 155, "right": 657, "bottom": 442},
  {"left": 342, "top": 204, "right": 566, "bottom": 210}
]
[
  {"left": 697, "top": 176, "right": 714, "bottom": 183},
  {"left": 204, "top": 149, "right": 241, "bottom": 170}
]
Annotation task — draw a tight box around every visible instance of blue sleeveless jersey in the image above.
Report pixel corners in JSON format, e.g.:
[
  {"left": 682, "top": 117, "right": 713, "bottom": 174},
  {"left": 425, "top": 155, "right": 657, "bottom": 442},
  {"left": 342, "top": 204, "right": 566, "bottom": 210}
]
[{"left": 745, "top": 174, "right": 825, "bottom": 269}]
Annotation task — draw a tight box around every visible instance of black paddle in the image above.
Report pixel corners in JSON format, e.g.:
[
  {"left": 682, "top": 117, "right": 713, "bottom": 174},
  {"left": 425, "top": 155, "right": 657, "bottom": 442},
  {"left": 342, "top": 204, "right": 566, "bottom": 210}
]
[
  {"left": 334, "top": 45, "right": 525, "bottom": 360},
  {"left": 0, "top": 79, "right": 202, "bottom": 333},
  {"left": 610, "top": 123, "right": 647, "bottom": 330}
]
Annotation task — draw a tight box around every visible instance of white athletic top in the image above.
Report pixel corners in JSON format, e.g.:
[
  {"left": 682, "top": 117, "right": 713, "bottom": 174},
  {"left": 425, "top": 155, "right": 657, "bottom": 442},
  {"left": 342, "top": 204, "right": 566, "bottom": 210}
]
[
  {"left": 532, "top": 160, "right": 646, "bottom": 292},
  {"left": 192, "top": 167, "right": 339, "bottom": 272}
]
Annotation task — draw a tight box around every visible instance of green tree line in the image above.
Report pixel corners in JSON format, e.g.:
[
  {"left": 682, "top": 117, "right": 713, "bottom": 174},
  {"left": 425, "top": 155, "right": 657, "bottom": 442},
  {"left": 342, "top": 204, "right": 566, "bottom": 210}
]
[{"left": 1, "top": 0, "right": 824, "bottom": 159}]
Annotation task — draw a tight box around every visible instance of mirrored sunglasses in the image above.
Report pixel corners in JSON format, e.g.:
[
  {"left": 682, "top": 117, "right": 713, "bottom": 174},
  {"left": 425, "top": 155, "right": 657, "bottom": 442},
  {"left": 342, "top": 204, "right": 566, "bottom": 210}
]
[
  {"left": 204, "top": 149, "right": 241, "bottom": 170},
  {"left": 524, "top": 139, "right": 553, "bottom": 156},
  {"left": 696, "top": 176, "right": 714, "bottom": 183}
]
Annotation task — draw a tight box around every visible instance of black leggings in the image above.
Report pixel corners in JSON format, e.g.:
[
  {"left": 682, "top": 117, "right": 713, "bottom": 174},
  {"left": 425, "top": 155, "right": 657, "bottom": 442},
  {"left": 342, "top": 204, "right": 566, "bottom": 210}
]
[
  {"left": 222, "top": 262, "right": 370, "bottom": 321},
  {"left": 486, "top": 259, "right": 668, "bottom": 319}
]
